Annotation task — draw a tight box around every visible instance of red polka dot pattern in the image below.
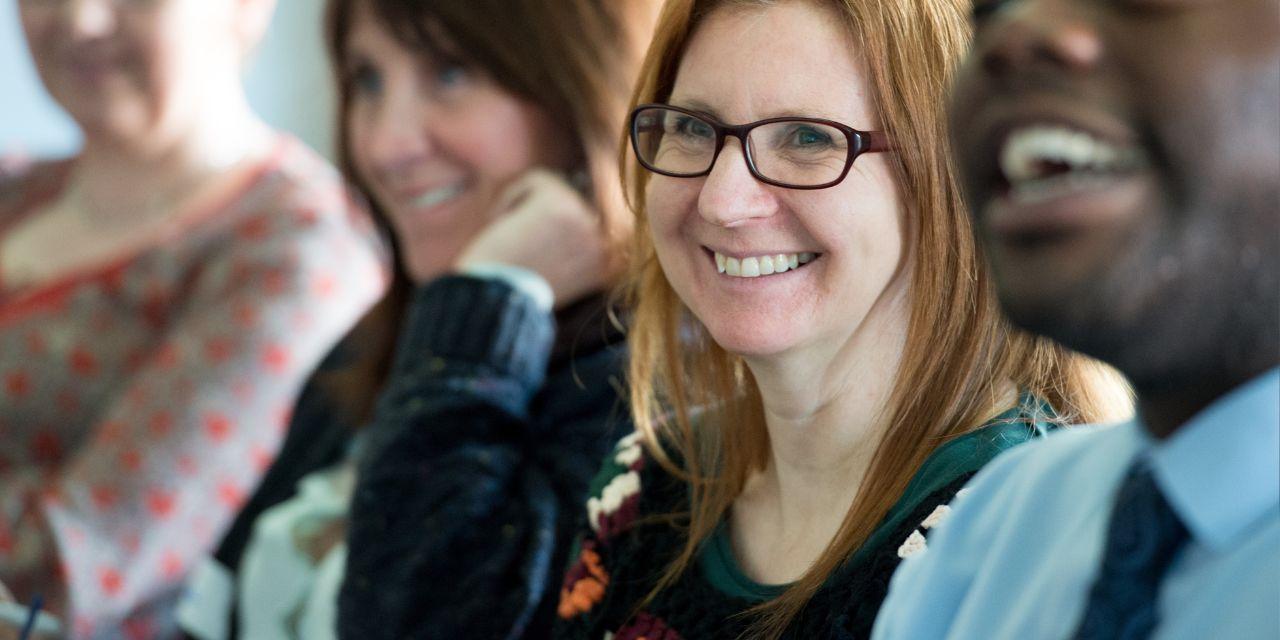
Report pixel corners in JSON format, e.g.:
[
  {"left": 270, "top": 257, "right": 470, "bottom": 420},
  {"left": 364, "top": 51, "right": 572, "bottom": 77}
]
[{"left": 0, "top": 140, "right": 389, "bottom": 638}]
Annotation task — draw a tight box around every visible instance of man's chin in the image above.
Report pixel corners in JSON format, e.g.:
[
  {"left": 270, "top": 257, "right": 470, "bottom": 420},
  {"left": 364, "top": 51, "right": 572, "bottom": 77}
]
[{"left": 996, "top": 284, "right": 1112, "bottom": 358}]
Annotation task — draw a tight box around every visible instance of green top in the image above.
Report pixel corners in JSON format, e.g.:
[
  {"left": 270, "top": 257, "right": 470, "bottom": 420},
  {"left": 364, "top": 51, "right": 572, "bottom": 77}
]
[{"left": 698, "top": 394, "right": 1056, "bottom": 601}]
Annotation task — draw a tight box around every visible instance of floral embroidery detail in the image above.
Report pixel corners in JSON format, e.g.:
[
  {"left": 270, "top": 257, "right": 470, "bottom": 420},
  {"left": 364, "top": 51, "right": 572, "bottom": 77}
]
[
  {"left": 898, "top": 496, "right": 963, "bottom": 558},
  {"left": 558, "top": 540, "right": 610, "bottom": 619},
  {"left": 614, "top": 611, "right": 684, "bottom": 640},
  {"left": 920, "top": 503, "right": 951, "bottom": 529},
  {"left": 613, "top": 431, "right": 644, "bottom": 466},
  {"left": 897, "top": 530, "right": 928, "bottom": 558},
  {"left": 585, "top": 432, "right": 647, "bottom": 541},
  {"left": 588, "top": 471, "right": 641, "bottom": 540}
]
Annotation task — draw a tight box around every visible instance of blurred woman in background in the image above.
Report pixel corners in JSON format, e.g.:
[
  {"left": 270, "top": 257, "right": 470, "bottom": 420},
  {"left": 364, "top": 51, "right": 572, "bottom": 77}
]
[
  {"left": 555, "top": 0, "right": 1132, "bottom": 638},
  {"left": 0, "top": 0, "right": 387, "bottom": 637},
  {"left": 178, "top": 0, "right": 657, "bottom": 638}
]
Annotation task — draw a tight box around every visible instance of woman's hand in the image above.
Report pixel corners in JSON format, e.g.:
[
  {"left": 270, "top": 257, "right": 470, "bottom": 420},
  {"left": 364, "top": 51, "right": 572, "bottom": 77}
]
[{"left": 456, "top": 170, "right": 612, "bottom": 309}]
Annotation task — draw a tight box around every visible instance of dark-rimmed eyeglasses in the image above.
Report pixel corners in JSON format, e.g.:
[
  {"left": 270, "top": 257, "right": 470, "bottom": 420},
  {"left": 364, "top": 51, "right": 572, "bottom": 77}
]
[{"left": 629, "top": 104, "right": 891, "bottom": 190}]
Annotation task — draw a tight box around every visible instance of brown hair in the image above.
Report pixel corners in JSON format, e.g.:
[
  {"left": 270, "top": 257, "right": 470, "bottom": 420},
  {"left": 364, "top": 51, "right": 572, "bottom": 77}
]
[
  {"left": 317, "top": 0, "right": 659, "bottom": 421},
  {"left": 622, "top": 0, "right": 1133, "bottom": 637}
]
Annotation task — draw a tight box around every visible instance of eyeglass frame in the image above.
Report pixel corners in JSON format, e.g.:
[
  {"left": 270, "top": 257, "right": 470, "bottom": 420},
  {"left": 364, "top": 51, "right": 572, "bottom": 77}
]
[{"left": 629, "top": 103, "right": 892, "bottom": 190}]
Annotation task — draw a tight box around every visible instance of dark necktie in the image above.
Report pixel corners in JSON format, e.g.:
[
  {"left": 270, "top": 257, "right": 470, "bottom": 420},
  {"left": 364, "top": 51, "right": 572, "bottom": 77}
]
[{"left": 1073, "top": 463, "right": 1190, "bottom": 639}]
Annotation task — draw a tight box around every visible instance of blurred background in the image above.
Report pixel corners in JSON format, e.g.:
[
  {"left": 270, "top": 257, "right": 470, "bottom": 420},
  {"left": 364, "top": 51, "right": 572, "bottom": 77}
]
[{"left": 0, "top": 0, "right": 338, "bottom": 159}]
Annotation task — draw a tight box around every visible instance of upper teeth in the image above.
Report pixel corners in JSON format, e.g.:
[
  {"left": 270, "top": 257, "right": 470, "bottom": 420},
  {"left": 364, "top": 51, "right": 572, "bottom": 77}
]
[
  {"left": 999, "top": 125, "right": 1143, "bottom": 185},
  {"left": 715, "top": 251, "right": 816, "bottom": 278},
  {"left": 413, "top": 183, "right": 465, "bottom": 208}
]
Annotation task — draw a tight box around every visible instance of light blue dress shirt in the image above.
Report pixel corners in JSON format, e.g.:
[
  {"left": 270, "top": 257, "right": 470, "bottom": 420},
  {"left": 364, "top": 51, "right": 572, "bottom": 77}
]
[{"left": 872, "top": 368, "right": 1280, "bottom": 640}]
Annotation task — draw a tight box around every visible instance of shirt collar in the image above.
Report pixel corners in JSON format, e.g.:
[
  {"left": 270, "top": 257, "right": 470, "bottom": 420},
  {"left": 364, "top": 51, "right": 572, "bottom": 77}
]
[{"left": 1146, "top": 368, "right": 1280, "bottom": 552}]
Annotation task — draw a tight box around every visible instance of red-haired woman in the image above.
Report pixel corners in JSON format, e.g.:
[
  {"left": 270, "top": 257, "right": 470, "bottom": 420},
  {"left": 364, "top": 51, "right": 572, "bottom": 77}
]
[{"left": 555, "top": 0, "right": 1132, "bottom": 638}]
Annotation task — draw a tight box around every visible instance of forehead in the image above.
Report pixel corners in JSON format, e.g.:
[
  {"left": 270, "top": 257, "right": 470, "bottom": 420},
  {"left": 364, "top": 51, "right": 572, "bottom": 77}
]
[
  {"left": 345, "top": 1, "right": 399, "bottom": 54},
  {"left": 343, "top": 6, "right": 435, "bottom": 74},
  {"left": 669, "top": 1, "right": 878, "bottom": 125}
]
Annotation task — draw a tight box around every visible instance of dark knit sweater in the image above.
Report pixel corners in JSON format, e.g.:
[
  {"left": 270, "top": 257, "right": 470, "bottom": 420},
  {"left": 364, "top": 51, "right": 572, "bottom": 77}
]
[
  {"left": 186, "top": 275, "right": 627, "bottom": 640},
  {"left": 337, "top": 276, "right": 630, "bottom": 640},
  {"left": 554, "top": 398, "right": 1058, "bottom": 640}
]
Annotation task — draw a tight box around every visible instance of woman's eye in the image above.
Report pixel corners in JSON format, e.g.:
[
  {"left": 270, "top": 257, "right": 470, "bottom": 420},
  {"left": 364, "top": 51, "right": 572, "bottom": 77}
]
[
  {"left": 788, "top": 126, "right": 832, "bottom": 147},
  {"left": 348, "top": 65, "right": 383, "bottom": 96},
  {"left": 434, "top": 64, "right": 469, "bottom": 90},
  {"left": 674, "top": 117, "right": 715, "bottom": 139}
]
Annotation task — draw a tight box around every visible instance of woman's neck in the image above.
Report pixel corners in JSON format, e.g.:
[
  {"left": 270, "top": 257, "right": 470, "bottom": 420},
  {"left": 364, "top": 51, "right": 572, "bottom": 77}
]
[
  {"left": 731, "top": 283, "right": 911, "bottom": 583},
  {"left": 71, "top": 88, "right": 271, "bottom": 225}
]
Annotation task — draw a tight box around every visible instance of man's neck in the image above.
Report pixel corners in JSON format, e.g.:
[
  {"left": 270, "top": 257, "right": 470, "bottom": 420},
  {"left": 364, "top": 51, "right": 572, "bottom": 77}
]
[{"left": 1137, "top": 361, "right": 1279, "bottom": 439}]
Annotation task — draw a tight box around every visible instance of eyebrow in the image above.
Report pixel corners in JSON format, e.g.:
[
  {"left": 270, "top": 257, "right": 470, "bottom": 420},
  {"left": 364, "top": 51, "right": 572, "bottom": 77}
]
[{"left": 668, "top": 97, "right": 849, "bottom": 124}]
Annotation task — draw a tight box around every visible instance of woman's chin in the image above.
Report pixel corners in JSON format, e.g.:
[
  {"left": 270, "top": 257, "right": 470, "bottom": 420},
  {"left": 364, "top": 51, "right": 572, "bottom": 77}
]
[{"left": 703, "top": 321, "right": 805, "bottom": 361}]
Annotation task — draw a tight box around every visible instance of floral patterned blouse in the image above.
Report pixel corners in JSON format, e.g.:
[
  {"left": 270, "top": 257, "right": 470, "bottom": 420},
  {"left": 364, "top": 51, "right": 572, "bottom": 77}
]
[{"left": 0, "top": 136, "right": 388, "bottom": 639}]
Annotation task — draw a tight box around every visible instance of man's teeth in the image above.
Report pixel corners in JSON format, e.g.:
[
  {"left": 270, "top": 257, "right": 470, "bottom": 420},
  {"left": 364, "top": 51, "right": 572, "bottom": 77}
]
[
  {"left": 999, "top": 125, "right": 1144, "bottom": 189},
  {"left": 413, "top": 183, "right": 465, "bottom": 208},
  {"left": 715, "top": 251, "right": 816, "bottom": 278},
  {"left": 1008, "top": 173, "right": 1127, "bottom": 205}
]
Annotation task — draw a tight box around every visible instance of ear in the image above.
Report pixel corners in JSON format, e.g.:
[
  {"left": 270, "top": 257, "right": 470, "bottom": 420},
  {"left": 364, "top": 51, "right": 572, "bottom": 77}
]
[{"left": 233, "top": 0, "right": 278, "bottom": 56}]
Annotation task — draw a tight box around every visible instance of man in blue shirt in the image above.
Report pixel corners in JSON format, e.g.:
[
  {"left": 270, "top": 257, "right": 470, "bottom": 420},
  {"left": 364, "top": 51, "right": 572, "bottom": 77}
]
[{"left": 872, "top": 0, "right": 1280, "bottom": 638}]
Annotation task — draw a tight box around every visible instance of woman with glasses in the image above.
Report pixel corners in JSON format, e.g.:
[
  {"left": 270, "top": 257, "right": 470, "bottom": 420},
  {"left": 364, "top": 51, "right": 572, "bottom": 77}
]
[
  {"left": 554, "top": 1, "right": 1133, "bottom": 638},
  {"left": 176, "top": 0, "right": 658, "bottom": 639},
  {"left": 0, "top": 0, "right": 386, "bottom": 637}
]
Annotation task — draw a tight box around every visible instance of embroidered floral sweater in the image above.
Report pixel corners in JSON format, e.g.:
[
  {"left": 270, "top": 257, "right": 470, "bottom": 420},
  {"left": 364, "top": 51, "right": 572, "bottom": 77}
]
[{"left": 554, "top": 398, "right": 1059, "bottom": 640}]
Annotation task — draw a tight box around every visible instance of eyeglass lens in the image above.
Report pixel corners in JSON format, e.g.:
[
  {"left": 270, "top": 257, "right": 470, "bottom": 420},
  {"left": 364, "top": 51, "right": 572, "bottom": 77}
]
[{"left": 633, "top": 107, "right": 851, "bottom": 188}]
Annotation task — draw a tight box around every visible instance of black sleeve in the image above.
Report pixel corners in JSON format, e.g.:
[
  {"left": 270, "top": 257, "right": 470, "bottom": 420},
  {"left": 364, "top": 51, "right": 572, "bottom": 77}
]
[{"left": 338, "top": 275, "right": 626, "bottom": 640}]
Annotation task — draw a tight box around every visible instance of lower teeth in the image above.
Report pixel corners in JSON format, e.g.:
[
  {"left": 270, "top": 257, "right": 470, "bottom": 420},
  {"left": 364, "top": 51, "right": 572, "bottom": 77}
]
[{"left": 1010, "top": 172, "right": 1120, "bottom": 204}]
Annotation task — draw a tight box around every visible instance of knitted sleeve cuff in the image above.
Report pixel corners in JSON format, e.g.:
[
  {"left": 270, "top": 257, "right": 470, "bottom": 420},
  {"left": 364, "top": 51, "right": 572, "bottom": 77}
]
[
  {"left": 458, "top": 262, "right": 555, "bottom": 312},
  {"left": 392, "top": 275, "right": 555, "bottom": 389}
]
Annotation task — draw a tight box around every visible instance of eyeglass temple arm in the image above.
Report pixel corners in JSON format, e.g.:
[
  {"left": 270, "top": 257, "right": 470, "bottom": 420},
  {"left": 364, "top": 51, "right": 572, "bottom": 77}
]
[{"left": 863, "top": 131, "right": 892, "bottom": 153}]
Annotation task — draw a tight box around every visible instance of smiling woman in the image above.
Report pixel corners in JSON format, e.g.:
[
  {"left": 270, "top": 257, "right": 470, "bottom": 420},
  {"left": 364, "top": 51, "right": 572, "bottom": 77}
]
[
  {"left": 175, "top": 0, "right": 660, "bottom": 639},
  {"left": 0, "top": 0, "right": 387, "bottom": 638},
  {"left": 553, "top": 1, "right": 1133, "bottom": 639}
]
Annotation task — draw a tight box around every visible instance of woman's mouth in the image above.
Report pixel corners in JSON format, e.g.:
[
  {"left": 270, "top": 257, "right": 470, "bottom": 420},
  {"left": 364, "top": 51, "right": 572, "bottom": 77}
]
[
  {"left": 710, "top": 249, "right": 820, "bottom": 278},
  {"left": 409, "top": 182, "right": 467, "bottom": 210}
]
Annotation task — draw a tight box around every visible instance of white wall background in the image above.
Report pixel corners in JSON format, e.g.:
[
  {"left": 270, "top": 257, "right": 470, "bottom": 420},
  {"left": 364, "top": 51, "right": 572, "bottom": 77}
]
[{"left": 0, "top": 0, "right": 337, "bottom": 160}]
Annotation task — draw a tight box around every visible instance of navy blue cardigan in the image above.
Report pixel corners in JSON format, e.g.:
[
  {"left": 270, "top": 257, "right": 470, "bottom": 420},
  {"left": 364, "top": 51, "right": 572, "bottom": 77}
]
[
  {"left": 191, "top": 275, "right": 627, "bottom": 640},
  {"left": 336, "top": 276, "right": 629, "bottom": 639}
]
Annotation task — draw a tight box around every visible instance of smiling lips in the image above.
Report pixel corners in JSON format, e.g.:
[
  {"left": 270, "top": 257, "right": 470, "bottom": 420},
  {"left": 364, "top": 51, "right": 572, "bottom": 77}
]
[
  {"left": 713, "top": 250, "right": 818, "bottom": 278},
  {"left": 996, "top": 124, "right": 1147, "bottom": 205},
  {"left": 409, "top": 182, "right": 466, "bottom": 210}
]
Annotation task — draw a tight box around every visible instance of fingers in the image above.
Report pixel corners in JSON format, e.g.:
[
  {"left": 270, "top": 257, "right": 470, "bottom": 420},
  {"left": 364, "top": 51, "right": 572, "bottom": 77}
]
[
  {"left": 493, "top": 168, "right": 584, "bottom": 219},
  {"left": 493, "top": 168, "right": 562, "bottom": 215}
]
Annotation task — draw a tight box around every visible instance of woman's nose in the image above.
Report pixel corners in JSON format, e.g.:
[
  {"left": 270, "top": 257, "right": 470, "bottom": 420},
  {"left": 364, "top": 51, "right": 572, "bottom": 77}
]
[
  {"left": 367, "top": 92, "right": 438, "bottom": 175},
  {"left": 697, "top": 139, "right": 779, "bottom": 228}
]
